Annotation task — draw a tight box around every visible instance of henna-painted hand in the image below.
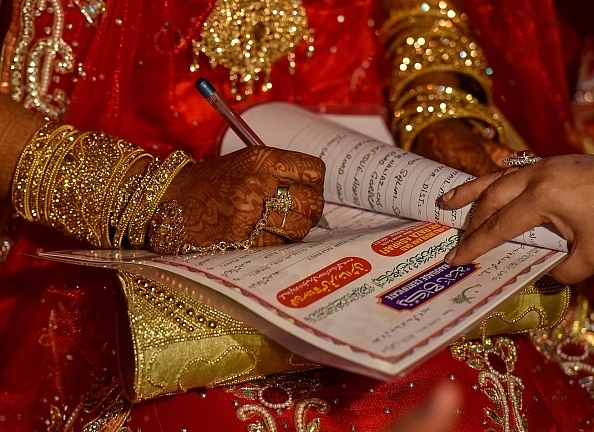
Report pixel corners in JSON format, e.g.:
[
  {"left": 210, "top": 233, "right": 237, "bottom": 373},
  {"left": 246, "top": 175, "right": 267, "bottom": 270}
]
[
  {"left": 160, "top": 146, "right": 325, "bottom": 248},
  {"left": 412, "top": 119, "right": 514, "bottom": 177}
]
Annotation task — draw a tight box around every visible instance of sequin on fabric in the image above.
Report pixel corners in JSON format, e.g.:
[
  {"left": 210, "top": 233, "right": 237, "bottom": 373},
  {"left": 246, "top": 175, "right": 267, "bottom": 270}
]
[
  {"left": 227, "top": 373, "right": 330, "bottom": 432},
  {"left": 451, "top": 337, "right": 528, "bottom": 432}
]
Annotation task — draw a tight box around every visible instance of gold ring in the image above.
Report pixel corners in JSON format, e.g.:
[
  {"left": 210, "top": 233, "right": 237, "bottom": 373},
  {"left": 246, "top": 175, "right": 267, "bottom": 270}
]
[
  {"left": 262, "top": 185, "right": 295, "bottom": 240},
  {"left": 263, "top": 226, "right": 294, "bottom": 240},
  {"left": 501, "top": 150, "right": 542, "bottom": 167},
  {"left": 266, "top": 185, "right": 294, "bottom": 215}
]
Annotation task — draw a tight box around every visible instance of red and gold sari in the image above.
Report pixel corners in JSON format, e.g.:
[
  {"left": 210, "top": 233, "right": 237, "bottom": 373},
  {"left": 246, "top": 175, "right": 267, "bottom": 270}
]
[{"left": 1, "top": 0, "right": 593, "bottom": 430}]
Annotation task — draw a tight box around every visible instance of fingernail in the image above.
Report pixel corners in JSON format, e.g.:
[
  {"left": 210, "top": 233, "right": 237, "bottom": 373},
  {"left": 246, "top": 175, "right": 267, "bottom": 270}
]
[
  {"left": 442, "top": 190, "right": 454, "bottom": 202},
  {"left": 444, "top": 248, "right": 457, "bottom": 265}
]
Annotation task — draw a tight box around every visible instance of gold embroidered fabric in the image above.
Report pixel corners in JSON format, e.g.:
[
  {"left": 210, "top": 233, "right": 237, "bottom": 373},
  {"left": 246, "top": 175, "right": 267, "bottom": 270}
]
[
  {"left": 116, "top": 271, "right": 319, "bottom": 402},
  {"left": 464, "top": 275, "right": 571, "bottom": 340},
  {"left": 8, "top": 0, "right": 74, "bottom": 118},
  {"left": 451, "top": 336, "right": 528, "bottom": 432},
  {"left": 192, "top": 0, "right": 313, "bottom": 99},
  {"left": 227, "top": 373, "right": 330, "bottom": 432},
  {"left": 531, "top": 288, "right": 594, "bottom": 398}
]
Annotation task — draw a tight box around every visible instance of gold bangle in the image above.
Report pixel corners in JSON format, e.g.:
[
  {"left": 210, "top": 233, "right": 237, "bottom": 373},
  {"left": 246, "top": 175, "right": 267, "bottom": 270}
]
[
  {"left": 391, "top": 85, "right": 504, "bottom": 151},
  {"left": 383, "top": 0, "right": 492, "bottom": 104},
  {"left": 101, "top": 150, "right": 152, "bottom": 247},
  {"left": 46, "top": 132, "right": 150, "bottom": 246},
  {"left": 12, "top": 122, "right": 70, "bottom": 220},
  {"left": 382, "top": 1, "right": 467, "bottom": 36},
  {"left": 126, "top": 150, "right": 194, "bottom": 249},
  {"left": 38, "top": 129, "right": 83, "bottom": 224},
  {"left": 110, "top": 174, "right": 143, "bottom": 230},
  {"left": 113, "top": 159, "right": 159, "bottom": 249},
  {"left": 12, "top": 123, "right": 153, "bottom": 248}
]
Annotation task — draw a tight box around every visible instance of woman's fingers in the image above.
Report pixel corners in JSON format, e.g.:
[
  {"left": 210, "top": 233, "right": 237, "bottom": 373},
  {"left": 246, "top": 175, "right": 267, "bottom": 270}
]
[
  {"left": 441, "top": 167, "right": 517, "bottom": 211},
  {"left": 445, "top": 194, "right": 546, "bottom": 265}
]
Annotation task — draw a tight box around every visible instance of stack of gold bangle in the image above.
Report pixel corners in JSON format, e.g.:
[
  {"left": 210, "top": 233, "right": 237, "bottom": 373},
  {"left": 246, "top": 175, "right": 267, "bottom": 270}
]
[
  {"left": 383, "top": 1, "right": 504, "bottom": 150},
  {"left": 11, "top": 122, "right": 195, "bottom": 250},
  {"left": 114, "top": 150, "right": 194, "bottom": 249},
  {"left": 392, "top": 84, "right": 504, "bottom": 151}
]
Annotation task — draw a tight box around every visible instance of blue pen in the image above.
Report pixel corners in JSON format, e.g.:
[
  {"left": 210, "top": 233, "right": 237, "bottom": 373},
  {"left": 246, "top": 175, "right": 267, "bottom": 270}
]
[{"left": 195, "top": 78, "right": 266, "bottom": 148}]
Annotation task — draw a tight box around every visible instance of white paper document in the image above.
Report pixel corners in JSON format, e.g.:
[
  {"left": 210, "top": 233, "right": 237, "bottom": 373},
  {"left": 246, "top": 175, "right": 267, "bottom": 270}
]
[
  {"left": 39, "top": 103, "right": 567, "bottom": 380},
  {"left": 221, "top": 103, "right": 567, "bottom": 252},
  {"left": 40, "top": 206, "right": 563, "bottom": 379}
]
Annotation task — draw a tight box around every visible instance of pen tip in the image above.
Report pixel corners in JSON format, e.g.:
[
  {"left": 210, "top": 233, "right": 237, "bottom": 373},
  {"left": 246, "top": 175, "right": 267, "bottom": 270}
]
[{"left": 195, "top": 78, "right": 215, "bottom": 97}]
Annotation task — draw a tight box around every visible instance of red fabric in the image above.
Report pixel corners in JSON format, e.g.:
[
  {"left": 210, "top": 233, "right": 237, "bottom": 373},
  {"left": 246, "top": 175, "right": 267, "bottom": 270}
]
[
  {"left": 462, "top": 0, "right": 582, "bottom": 157},
  {"left": 61, "top": 0, "right": 388, "bottom": 160},
  {"left": 124, "top": 341, "right": 577, "bottom": 431},
  {"left": 1, "top": 0, "right": 594, "bottom": 431}
]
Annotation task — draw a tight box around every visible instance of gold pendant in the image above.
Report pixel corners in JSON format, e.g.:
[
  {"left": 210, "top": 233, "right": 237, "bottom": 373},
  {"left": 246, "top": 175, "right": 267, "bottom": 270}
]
[{"left": 192, "top": 0, "right": 314, "bottom": 100}]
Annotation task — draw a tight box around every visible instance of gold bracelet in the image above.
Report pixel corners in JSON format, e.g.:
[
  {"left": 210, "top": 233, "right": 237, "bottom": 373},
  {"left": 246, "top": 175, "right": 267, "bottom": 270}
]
[
  {"left": 102, "top": 150, "right": 152, "bottom": 247},
  {"left": 38, "top": 129, "right": 83, "bottom": 224},
  {"left": 149, "top": 200, "right": 266, "bottom": 255},
  {"left": 113, "top": 159, "right": 159, "bottom": 249},
  {"left": 383, "top": 0, "right": 492, "bottom": 104},
  {"left": 391, "top": 84, "right": 505, "bottom": 151},
  {"left": 126, "top": 150, "right": 194, "bottom": 249},
  {"left": 382, "top": 1, "right": 467, "bottom": 35},
  {"left": 110, "top": 174, "right": 143, "bottom": 230},
  {"left": 12, "top": 122, "right": 70, "bottom": 220},
  {"left": 12, "top": 123, "right": 153, "bottom": 248},
  {"left": 48, "top": 132, "right": 151, "bottom": 246}
]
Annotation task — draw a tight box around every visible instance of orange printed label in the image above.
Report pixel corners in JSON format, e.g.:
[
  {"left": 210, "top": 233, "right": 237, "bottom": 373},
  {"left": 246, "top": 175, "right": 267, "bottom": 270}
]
[
  {"left": 277, "top": 257, "right": 372, "bottom": 308},
  {"left": 371, "top": 222, "right": 451, "bottom": 257}
]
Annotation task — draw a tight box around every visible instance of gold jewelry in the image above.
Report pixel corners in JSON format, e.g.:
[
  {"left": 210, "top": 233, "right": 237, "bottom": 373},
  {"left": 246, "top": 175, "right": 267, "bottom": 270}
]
[
  {"left": 501, "top": 150, "right": 542, "bottom": 167},
  {"left": 102, "top": 152, "right": 148, "bottom": 246},
  {"left": 191, "top": 0, "right": 314, "bottom": 100},
  {"left": 382, "top": 1, "right": 492, "bottom": 105},
  {"left": 12, "top": 122, "right": 70, "bottom": 220},
  {"left": 149, "top": 199, "right": 267, "bottom": 254},
  {"left": 114, "top": 160, "right": 160, "bottom": 248},
  {"left": 262, "top": 226, "right": 293, "bottom": 241},
  {"left": 12, "top": 123, "right": 153, "bottom": 248},
  {"left": 261, "top": 185, "right": 295, "bottom": 240},
  {"left": 149, "top": 185, "right": 296, "bottom": 254},
  {"left": 37, "top": 129, "right": 82, "bottom": 222},
  {"left": 126, "top": 151, "right": 194, "bottom": 248},
  {"left": 391, "top": 84, "right": 505, "bottom": 151},
  {"left": 267, "top": 185, "right": 294, "bottom": 215}
]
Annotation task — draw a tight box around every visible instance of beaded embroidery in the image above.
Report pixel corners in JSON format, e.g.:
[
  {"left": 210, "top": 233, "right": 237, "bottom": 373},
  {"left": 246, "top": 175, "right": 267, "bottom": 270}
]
[
  {"left": 451, "top": 337, "right": 528, "bottom": 432},
  {"left": 192, "top": 0, "right": 314, "bottom": 99},
  {"left": 531, "top": 291, "right": 594, "bottom": 399},
  {"left": 117, "top": 271, "right": 318, "bottom": 401},
  {"left": 10, "top": 0, "right": 74, "bottom": 118},
  {"left": 228, "top": 373, "right": 330, "bottom": 432}
]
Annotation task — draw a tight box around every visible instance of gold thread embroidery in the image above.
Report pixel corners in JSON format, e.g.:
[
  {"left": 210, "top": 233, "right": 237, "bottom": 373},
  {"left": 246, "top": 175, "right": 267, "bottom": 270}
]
[
  {"left": 531, "top": 291, "right": 594, "bottom": 398},
  {"left": 229, "top": 373, "right": 328, "bottom": 432},
  {"left": 192, "top": 0, "right": 314, "bottom": 100},
  {"left": 11, "top": 0, "right": 74, "bottom": 118},
  {"left": 451, "top": 337, "right": 528, "bottom": 432},
  {"left": 117, "top": 271, "right": 318, "bottom": 402}
]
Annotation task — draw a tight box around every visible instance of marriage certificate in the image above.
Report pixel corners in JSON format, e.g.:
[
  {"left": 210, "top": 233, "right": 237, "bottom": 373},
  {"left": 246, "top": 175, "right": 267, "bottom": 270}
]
[{"left": 39, "top": 103, "right": 567, "bottom": 379}]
